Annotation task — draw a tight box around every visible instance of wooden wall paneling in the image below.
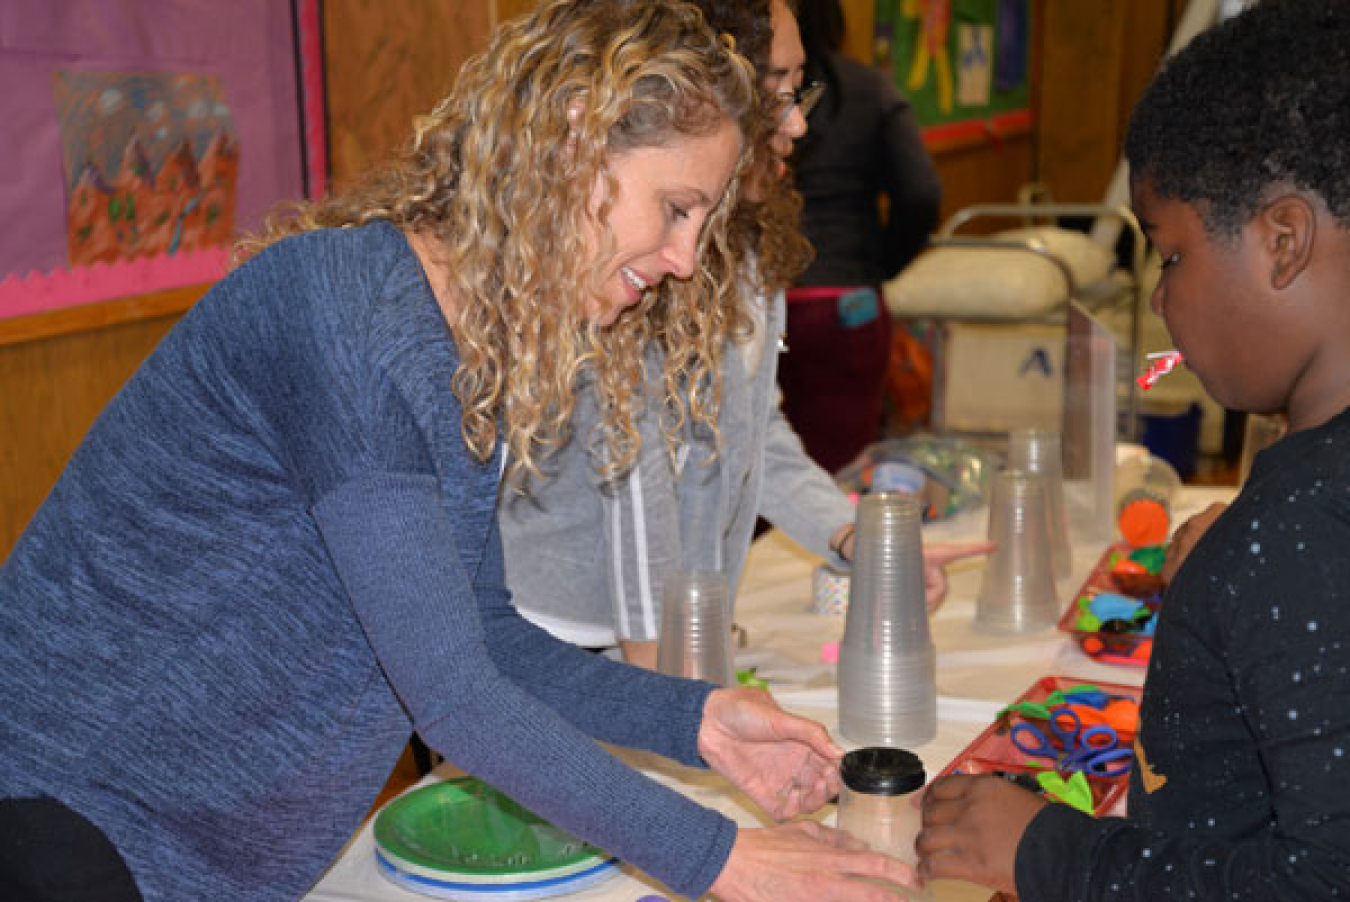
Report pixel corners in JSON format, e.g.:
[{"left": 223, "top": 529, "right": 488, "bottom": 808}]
[
  {"left": 493, "top": 0, "right": 541, "bottom": 26},
  {"left": 1034, "top": 0, "right": 1175, "bottom": 205},
  {"left": 323, "top": 0, "right": 492, "bottom": 190},
  {"left": 933, "top": 135, "right": 1036, "bottom": 229},
  {"left": 1116, "top": 0, "right": 1178, "bottom": 149},
  {"left": 1036, "top": 0, "right": 1129, "bottom": 203},
  {"left": 838, "top": 0, "right": 875, "bottom": 68},
  {"left": 0, "top": 286, "right": 201, "bottom": 559}
]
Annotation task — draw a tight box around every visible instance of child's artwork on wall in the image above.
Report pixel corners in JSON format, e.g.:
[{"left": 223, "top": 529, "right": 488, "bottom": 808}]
[
  {"left": 55, "top": 73, "right": 239, "bottom": 268},
  {"left": 955, "top": 21, "right": 993, "bottom": 108},
  {"left": 0, "top": 0, "right": 326, "bottom": 320},
  {"left": 874, "top": 0, "right": 1031, "bottom": 147}
]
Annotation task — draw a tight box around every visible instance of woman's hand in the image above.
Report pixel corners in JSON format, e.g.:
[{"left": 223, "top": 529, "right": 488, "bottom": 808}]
[
  {"left": 920, "top": 542, "right": 995, "bottom": 611},
  {"left": 698, "top": 687, "right": 842, "bottom": 820},
  {"left": 1160, "top": 502, "right": 1226, "bottom": 585},
  {"left": 916, "top": 774, "right": 1046, "bottom": 895},
  {"left": 709, "top": 821, "right": 919, "bottom": 902}
]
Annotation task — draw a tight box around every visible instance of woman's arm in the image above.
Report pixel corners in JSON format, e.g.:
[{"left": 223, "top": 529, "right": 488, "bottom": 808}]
[
  {"left": 757, "top": 387, "right": 857, "bottom": 565},
  {"left": 314, "top": 470, "right": 737, "bottom": 898},
  {"left": 875, "top": 84, "right": 940, "bottom": 279}
]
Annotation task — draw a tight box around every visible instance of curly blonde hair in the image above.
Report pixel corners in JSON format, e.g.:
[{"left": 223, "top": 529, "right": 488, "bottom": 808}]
[
  {"left": 236, "top": 0, "right": 756, "bottom": 481},
  {"left": 636, "top": 0, "right": 811, "bottom": 464}
]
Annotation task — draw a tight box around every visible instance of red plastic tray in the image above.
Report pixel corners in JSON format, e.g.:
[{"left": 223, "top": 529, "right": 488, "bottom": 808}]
[
  {"left": 937, "top": 675, "right": 1142, "bottom": 814},
  {"left": 1056, "top": 543, "right": 1162, "bottom": 667},
  {"left": 939, "top": 675, "right": 1143, "bottom": 902}
]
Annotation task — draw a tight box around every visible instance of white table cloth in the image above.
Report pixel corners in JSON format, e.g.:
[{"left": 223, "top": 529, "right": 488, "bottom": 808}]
[{"left": 304, "top": 488, "right": 1234, "bottom": 902}]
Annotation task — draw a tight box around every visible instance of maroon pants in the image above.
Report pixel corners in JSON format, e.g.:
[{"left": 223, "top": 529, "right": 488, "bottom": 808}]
[{"left": 778, "top": 287, "right": 892, "bottom": 474}]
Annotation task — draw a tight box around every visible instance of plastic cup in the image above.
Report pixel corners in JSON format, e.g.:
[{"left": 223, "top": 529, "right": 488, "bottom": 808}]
[
  {"left": 837, "top": 748, "right": 928, "bottom": 888},
  {"left": 655, "top": 570, "right": 733, "bottom": 685},
  {"left": 974, "top": 469, "right": 1060, "bottom": 633},
  {"left": 811, "top": 564, "right": 850, "bottom": 615},
  {"left": 1007, "top": 427, "right": 1071, "bottom": 579}
]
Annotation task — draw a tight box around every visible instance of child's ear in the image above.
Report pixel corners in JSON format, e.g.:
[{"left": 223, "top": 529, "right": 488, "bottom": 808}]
[{"left": 1261, "top": 193, "right": 1316, "bottom": 291}]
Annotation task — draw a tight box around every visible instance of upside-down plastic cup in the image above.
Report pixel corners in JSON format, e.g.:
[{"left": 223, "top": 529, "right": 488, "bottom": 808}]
[
  {"left": 811, "top": 564, "right": 850, "bottom": 615},
  {"left": 836, "top": 747, "right": 933, "bottom": 900},
  {"left": 974, "top": 469, "right": 1060, "bottom": 634},
  {"left": 1007, "top": 427, "right": 1072, "bottom": 579},
  {"left": 656, "top": 570, "right": 734, "bottom": 686},
  {"left": 837, "top": 492, "right": 936, "bottom": 747}
]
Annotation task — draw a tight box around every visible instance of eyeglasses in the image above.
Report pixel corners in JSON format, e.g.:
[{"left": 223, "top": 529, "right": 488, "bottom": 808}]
[{"left": 773, "top": 81, "right": 824, "bottom": 123}]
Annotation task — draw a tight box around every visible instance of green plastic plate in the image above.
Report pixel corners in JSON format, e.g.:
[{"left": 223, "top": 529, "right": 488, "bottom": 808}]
[{"left": 373, "top": 778, "right": 614, "bottom": 886}]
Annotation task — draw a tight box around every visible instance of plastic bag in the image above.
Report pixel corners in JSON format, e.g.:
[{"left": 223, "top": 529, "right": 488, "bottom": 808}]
[{"left": 835, "top": 435, "right": 997, "bottom": 521}]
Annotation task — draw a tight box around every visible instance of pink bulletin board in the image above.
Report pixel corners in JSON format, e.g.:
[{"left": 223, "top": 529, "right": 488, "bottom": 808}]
[{"left": 0, "top": 0, "right": 327, "bottom": 319}]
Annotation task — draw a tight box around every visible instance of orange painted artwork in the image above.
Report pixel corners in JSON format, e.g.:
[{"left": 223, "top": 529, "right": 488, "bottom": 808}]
[{"left": 54, "top": 73, "right": 238, "bottom": 268}]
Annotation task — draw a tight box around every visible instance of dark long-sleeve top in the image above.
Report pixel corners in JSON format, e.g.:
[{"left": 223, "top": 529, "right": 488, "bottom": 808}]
[
  {"left": 1015, "top": 407, "right": 1350, "bottom": 899},
  {"left": 0, "top": 222, "right": 736, "bottom": 902},
  {"left": 792, "top": 51, "right": 940, "bottom": 287}
]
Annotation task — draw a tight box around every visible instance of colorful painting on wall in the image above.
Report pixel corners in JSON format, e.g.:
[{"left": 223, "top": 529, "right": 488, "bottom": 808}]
[
  {"left": 874, "top": 0, "right": 1031, "bottom": 147},
  {"left": 54, "top": 73, "right": 239, "bottom": 268},
  {"left": 0, "top": 0, "right": 326, "bottom": 320}
]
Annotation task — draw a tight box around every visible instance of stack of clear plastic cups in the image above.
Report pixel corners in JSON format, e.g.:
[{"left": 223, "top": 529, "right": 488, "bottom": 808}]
[
  {"left": 656, "top": 570, "right": 734, "bottom": 685},
  {"left": 1007, "top": 427, "right": 1071, "bottom": 579},
  {"left": 837, "top": 492, "right": 936, "bottom": 747},
  {"left": 974, "top": 469, "right": 1060, "bottom": 633}
]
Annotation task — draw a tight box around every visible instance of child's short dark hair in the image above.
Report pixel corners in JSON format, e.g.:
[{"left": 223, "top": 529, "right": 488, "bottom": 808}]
[{"left": 1124, "top": 0, "right": 1350, "bottom": 237}]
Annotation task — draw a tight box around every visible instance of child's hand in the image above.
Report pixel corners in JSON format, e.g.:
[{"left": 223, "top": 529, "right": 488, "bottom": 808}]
[
  {"left": 916, "top": 774, "right": 1046, "bottom": 895},
  {"left": 1161, "top": 502, "right": 1227, "bottom": 585}
]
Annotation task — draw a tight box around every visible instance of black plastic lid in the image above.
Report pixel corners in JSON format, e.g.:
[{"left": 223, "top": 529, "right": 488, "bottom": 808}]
[{"left": 840, "top": 747, "right": 925, "bottom": 795}]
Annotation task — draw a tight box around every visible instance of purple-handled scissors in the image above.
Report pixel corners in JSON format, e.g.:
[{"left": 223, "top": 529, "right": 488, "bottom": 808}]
[{"left": 1010, "top": 707, "right": 1133, "bottom": 778}]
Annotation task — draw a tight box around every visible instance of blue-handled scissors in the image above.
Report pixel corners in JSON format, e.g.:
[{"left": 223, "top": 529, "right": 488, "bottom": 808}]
[{"left": 1010, "top": 707, "right": 1133, "bottom": 778}]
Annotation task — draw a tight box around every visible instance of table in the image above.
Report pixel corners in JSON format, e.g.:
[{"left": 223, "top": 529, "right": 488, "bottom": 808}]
[{"left": 304, "top": 487, "right": 1234, "bottom": 902}]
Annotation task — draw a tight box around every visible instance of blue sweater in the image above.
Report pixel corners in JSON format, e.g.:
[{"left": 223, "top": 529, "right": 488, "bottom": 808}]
[{"left": 0, "top": 222, "right": 737, "bottom": 901}]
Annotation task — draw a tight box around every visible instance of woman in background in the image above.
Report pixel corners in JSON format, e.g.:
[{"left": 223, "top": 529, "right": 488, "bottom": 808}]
[{"left": 779, "top": 0, "right": 941, "bottom": 472}]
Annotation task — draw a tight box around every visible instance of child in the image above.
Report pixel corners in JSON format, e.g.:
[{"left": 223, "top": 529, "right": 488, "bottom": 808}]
[{"left": 917, "top": 1, "right": 1350, "bottom": 897}]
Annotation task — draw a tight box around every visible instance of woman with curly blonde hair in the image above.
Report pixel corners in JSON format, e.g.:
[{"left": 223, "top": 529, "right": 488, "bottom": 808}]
[
  {"left": 0, "top": 2, "right": 918, "bottom": 901},
  {"left": 237, "top": 0, "right": 750, "bottom": 482},
  {"left": 500, "top": 0, "right": 981, "bottom": 671}
]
